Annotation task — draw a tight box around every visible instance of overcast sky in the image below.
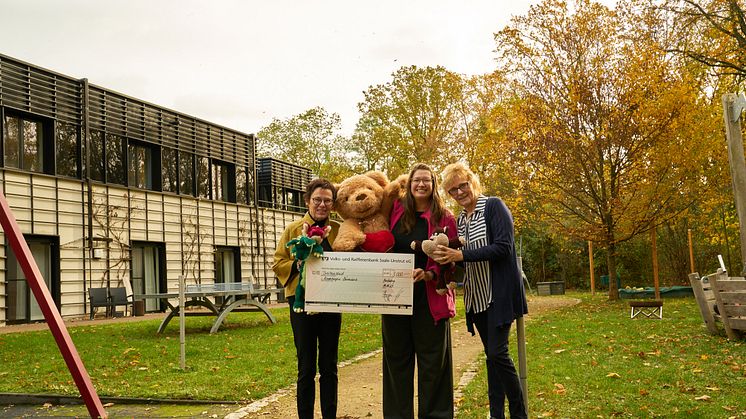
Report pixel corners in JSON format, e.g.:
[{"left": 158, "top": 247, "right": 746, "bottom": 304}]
[{"left": 2, "top": 0, "right": 580, "bottom": 136}]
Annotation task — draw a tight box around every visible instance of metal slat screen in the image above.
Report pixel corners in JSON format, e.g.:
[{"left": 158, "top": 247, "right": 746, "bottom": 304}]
[
  {"left": 256, "top": 157, "right": 312, "bottom": 213},
  {"left": 0, "top": 54, "right": 254, "bottom": 179},
  {"left": 0, "top": 56, "right": 82, "bottom": 125}
]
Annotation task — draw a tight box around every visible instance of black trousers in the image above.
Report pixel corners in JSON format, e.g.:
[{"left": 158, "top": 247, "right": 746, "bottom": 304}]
[
  {"left": 381, "top": 294, "right": 453, "bottom": 419},
  {"left": 472, "top": 310, "right": 527, "bottom": 419},
  {"left": 288, "top": 297, "right": 342, "bottom": 419}
]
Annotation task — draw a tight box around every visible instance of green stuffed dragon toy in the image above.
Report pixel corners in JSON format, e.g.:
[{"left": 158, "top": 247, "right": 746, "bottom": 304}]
[{"left": 286, "top": 223, "right": 331, "bottom": 313}]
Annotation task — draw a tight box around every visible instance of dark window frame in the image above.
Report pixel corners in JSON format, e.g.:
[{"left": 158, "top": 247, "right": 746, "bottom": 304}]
[
  {"left": 128, "top": 140, "right": 161, "bottom": 191},
  {"left": 178, "top": 151, "right": 195, "bottom": 196},
  {"left": 55, "top": 120, "right": 81, "bottom": 179},
  {"left": 162, "top": 147, "right": 178, "bottom": 193},
  {"left": 236, "top": 166, "right": 250, "bottom": 205},
  {"left": 105, "top": 133, "right": 126, "bottom": 186},
  {"left": 1, "top": 108, "right": 54, "bottom": 174},
  {"left": 89, "top": 129, "right": 106, "bottom": 182},
  {"left": 211, "top": 159, "right": 235, "bottom": 202}
]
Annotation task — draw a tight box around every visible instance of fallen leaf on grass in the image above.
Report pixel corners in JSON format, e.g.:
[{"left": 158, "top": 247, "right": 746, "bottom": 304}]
[
  {"left": 553, "top": 383, "right": 566, "bottom": 395},
  {"left": 639, "top": 389, "right": 649, "bottom": 396},
  {"left": 102, "top": 402, "right": 114, "bottom": 407},
  {"left": 694, "top": 395, "right": 711, "bottom": 402},
  {"left": 606, "top": 372, "right": 621, "bottom": 378},
  {"left": 704, "top": 386, "right": 720, "bottom": 391},
  {"left": 553, "top": 349, "right": 566, "bottom": 354}
]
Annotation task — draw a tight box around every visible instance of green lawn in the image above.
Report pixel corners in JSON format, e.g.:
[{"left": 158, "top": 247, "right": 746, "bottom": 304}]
[
  {"left": 0, "top": 307, "right": 383, "bottom": 401},
  {"left": 458, "top": 293, "right": 746, "bottom": 418},
  {"left": 1, "top": 293, "right": 744, "bottom": 419}
]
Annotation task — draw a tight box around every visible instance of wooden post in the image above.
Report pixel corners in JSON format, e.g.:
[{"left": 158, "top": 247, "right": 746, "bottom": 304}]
[
  {"left": 588, "top": 241, "right": 595, "bottom": 296},
  {"left": 515, "top": 256, "right": 529, "bottom": 417},
  {"left": 179, "top": 275, "right": 186, "bottom": 370},
  {"left": 652, "top": 227, "right": 660, "bottom": 300},
  {"left": 722, "top": 93, "right": 746, "bottom": 276},
  {"left": 687, "top": 229, "right": 695, "bottom": 273}
]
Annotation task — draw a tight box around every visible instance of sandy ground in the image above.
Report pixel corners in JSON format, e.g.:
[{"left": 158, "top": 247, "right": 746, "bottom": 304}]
[{"left": 230, "top": 295, "right": 579, "bottom": 419}]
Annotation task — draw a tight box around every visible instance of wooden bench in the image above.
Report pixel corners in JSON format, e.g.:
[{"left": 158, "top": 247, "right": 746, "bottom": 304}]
[
  {"left": 688, "top": 271, "right": 720, "bottom": 334},
  {"left": 689, "top": 269, "right": 746, "bottom": 339},
  {"left": 629, "top": 300, "right": 663, "bottom": 319}
]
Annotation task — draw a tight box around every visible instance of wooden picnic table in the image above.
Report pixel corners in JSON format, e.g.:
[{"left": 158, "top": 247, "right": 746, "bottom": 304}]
[{"left": 135, "top": 282, "right": 280, "bottom": 334}]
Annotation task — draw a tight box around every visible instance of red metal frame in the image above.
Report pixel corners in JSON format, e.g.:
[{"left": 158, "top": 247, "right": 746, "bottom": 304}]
[{"left": 0, "top": 191, "right": 107, "bottom": 418}]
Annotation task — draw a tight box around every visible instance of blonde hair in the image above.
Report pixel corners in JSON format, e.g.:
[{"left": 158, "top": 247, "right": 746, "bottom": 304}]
[{"left": 441, "top": 162, "right": 482, "bottom": 197}]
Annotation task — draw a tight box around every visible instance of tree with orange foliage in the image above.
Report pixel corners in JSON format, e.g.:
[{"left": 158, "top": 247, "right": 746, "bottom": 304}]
[{"left": 495, "top": 0, "right": 720, "bottom": 299}]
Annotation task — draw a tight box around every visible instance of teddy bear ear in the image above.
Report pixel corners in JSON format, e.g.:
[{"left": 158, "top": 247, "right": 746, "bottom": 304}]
[{"left": 364, "top": 171, "right": 389, "bottom": 188}]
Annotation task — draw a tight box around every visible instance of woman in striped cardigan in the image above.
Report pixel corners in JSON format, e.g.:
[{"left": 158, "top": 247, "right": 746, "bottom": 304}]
[{"left": 434, "top": 162, "right": 528, "bottom": 419}]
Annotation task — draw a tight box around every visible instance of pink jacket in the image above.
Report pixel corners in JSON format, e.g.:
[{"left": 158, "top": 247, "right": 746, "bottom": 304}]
[{"left": 390, "top": 200, "right": 458, "bottom": 323}]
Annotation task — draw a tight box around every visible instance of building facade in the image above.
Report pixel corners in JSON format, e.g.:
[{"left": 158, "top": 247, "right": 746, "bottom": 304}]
[{"left": 0, "top": 53, "right": 309, "bottom": 325}]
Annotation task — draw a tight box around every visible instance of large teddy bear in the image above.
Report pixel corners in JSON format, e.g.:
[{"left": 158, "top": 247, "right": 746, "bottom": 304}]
[{"left": 332, "top": 171, "right": 399, "bottom": 252}]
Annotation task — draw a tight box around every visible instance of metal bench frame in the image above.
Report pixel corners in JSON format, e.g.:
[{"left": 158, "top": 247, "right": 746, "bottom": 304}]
[{"left": 629, "top": 300, "right": 663, "bottom": 319}]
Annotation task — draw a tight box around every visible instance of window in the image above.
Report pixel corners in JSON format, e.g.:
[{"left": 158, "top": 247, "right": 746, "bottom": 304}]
[
  {"left": 179, "top": 151, "right": 194, "bottom": 195},
  {"left": 5, "top": 237, "right": 59, "bottom": 324},
  {"left": 215, "top": 246, "right": 240, "bottom": 305},
  {"left": 236, "top": 166, "right": 249, "bottom": 205},
  {"left": 215, "top": 247, "right": 239, "bottom": 284},
  {"left": 162, "top": 148, "right": 177, "bottom": 193},
  {"left": 131, "top": 243, "right": 164, "bottom": 313},
  {"left": 106, "top": 134, "right": 125, "bottom": 185},
  {"left": 2, "top": 112, "right": 51, "bottom": 173},
  {"left": 128, "top": 141, "right": 158, "bottom": 190},
  {"left": 211, "top": 160, "right": 234, "bottom": 202},
  {"left": 3, "top": 115, "right": 20, "bottom": 168},
  {"left": 89, "top": 130, "right": 105, "bottom": 181},
  {"left": 196, "top": 156, "right": 209, "bottom": 198},
  {"left": 56, "top": 121, "right": 79, "bottom": 178}
]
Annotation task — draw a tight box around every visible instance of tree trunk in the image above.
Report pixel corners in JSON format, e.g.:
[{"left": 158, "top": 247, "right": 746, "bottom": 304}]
[{"left": 607, "top": 241, "right": 619, "bottom": 300}]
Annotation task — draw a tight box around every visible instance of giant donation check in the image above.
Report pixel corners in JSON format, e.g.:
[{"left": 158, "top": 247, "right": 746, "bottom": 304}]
[{"left": 304, "top": 252, "right": 414, "bottom": 315}]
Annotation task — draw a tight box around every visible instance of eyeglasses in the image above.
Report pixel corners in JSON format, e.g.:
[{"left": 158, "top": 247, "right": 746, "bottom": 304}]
[
  {"left": 411, "top": 178, "right": 433, "bottom": 185},
  {"left": 447, "top": 182, "right": 470, "bottom": 196},
  {"left": 311, "top": 197, "right": 333, "bottom": 206}
]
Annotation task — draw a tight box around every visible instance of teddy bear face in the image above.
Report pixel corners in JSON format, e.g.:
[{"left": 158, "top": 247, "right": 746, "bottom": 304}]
[
  {"left": 334, "top": 172, "right": 387, "bottom": 220},
  {"left": 421, "top": 232, "right": 450, "bottom": 257}
]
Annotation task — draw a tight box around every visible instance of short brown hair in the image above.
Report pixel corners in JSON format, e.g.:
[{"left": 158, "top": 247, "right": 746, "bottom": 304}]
[{"left": 304, "top": 178, "right": 337, "bottom": 204}]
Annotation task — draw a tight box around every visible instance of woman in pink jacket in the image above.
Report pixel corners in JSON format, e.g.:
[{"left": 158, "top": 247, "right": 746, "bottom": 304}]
[{"left": 382, "top": 163, "right": 457, "bottom": 419}]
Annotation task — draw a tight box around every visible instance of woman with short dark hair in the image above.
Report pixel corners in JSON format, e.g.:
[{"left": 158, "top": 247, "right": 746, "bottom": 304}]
[{"left": 272, "top": 178, "right": 340, "bottom": 419}]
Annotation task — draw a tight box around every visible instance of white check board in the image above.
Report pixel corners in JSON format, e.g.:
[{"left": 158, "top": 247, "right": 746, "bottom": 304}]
[{"left": 305, "top": 252, "right": 414, "bottom": 315}]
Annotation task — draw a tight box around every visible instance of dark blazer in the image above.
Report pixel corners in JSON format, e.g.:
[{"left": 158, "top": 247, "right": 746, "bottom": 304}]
[{"left": 462, "top": 197, "right": 528, "bottom": 332}]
